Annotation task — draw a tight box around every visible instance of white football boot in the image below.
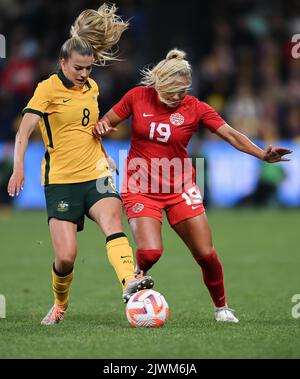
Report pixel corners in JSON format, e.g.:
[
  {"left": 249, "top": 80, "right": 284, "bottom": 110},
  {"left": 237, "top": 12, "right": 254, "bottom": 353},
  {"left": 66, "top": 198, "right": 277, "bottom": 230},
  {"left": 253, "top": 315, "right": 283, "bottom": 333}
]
[
  {"left": 41, "top": 304, "right": 67, "bottom": 325},
  {"left": 215, "top": 305, "right": 239, "bottom": 323},
  {"left": 122, "top": 271, "right": 154, "bottom": 303}
]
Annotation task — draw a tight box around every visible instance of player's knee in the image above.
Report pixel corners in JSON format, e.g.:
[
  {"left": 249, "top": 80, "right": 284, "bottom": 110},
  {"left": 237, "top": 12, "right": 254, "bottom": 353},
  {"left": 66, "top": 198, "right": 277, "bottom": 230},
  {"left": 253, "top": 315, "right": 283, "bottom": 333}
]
[
  {"left": 54, "top": 256, "right": 75, "bottom": 275},
  {"left": 55, "top": 245, "right": 77, "bottom": 269},
  {"left": 192, "top": 246, "right": 216, "bottom": 260}
]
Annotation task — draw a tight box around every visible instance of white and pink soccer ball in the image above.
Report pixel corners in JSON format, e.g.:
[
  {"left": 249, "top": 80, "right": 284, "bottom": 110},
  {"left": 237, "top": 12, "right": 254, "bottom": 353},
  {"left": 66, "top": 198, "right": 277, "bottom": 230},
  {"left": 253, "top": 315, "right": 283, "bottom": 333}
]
[{"left": 126, "top": 289, "right": 169, "bottom": 328}]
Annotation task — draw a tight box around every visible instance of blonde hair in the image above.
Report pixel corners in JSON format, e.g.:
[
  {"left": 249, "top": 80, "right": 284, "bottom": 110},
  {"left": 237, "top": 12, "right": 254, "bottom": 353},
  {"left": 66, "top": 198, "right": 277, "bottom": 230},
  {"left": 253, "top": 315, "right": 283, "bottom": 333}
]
[
  {"left": 140, "top": 49, "right": 192, "bottom": 97},
  {"left": 60, "top": 3, "right": 129, "bottom": 65}
]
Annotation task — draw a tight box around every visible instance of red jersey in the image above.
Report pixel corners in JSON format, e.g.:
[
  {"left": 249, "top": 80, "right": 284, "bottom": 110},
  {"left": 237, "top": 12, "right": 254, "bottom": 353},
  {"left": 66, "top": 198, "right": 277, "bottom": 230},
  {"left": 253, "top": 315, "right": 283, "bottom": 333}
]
[{"left": 113, "top": 86, "right": 225, "bottom": 195}]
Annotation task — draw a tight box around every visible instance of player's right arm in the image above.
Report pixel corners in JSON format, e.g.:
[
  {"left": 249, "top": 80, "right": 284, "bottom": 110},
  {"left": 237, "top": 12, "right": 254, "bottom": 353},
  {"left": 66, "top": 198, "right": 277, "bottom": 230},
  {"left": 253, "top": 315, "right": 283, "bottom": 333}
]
[
  {"left": 92, "top": 109, "right": 123, "bottom": 137},
  {"left": 7, "top": 113, "right": 40, "bottom": 197},
  {"left": 8, "top": 78, "right": 52, "bottom": 196}
]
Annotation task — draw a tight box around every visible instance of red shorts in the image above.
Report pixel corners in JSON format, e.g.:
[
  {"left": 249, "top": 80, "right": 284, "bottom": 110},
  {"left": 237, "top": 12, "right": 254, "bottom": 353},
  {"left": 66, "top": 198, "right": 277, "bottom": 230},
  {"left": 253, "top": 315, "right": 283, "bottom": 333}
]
[{"left": 121, "top": 185, "right": 205, "bottom": 226}]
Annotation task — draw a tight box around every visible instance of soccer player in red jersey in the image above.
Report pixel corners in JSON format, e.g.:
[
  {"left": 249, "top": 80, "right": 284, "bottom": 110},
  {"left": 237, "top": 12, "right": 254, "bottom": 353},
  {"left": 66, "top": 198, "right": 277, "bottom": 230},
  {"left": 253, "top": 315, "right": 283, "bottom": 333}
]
[{"left": 93, "top": 49, "right": 292, "bottom": 322}]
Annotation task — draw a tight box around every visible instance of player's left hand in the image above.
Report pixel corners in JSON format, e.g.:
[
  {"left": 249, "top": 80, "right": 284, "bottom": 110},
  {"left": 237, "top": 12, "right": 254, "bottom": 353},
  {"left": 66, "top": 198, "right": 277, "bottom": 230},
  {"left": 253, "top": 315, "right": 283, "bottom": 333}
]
[{"left": 263, "top": 145, "right": 293, "bottom": 163}]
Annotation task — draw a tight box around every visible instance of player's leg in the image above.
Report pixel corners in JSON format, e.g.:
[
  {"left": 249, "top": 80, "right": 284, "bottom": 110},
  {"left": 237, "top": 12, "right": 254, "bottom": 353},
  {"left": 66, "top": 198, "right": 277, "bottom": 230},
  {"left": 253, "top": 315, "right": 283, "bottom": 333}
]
[
  {"left": 89, "top": 196, "right": 133, "bottom": 282},
  {"left": 122, "top": 192, "right": 164, "bottom": 275},
  {"left": 167, "top": 197, "right": 238, "bottom": 322},
  {"left": 172, "top": 213, "right": 225, "bottom": 304},
  {"left": 87, "top": 178, "right": 154, "bottom": 302},
  {"left": 129, "top": 217, "right": 164, "bottom": 274},
  {"left": 172, "top": 214, "right": 238, "bottom": 322},
  {"left": 41, "top": 219, "right": 77, "bottom": 325},
  {"left": 89, "top": 198, "right": 154, "bottom": 302},
  {"left": 42, "top": 183, "right": 84, "bottom": 325}
]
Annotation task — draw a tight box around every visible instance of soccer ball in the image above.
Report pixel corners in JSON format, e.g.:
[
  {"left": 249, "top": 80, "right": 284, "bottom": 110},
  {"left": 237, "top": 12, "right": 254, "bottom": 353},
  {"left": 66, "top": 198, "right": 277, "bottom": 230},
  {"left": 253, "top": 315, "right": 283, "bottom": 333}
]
[{"left": 126, "top": 289, "right": 169, "bottom": 328}]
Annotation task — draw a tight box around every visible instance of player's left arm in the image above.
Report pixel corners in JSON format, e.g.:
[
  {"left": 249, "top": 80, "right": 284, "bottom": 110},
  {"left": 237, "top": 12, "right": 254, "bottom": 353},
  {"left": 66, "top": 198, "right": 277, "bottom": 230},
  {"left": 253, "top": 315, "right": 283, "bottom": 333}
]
[{"left": 216, "top": 123, "right": 293, "bottom": 163}]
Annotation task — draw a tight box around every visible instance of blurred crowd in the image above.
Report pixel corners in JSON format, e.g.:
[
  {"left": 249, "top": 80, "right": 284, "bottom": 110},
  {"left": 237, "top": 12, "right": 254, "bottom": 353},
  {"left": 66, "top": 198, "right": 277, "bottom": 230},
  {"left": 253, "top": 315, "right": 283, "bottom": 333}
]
[{"left": 1, "top": 0, "right": 300, "bottom": 143}]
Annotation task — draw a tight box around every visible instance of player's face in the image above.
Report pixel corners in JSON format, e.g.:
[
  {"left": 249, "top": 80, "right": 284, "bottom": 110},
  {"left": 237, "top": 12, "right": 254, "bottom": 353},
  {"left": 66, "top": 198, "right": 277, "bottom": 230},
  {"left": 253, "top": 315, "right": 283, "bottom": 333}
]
[
  {"left": 60, "top": 51, "right": 93, "bottom": 88},
  {"left": 159, "top": 89, "right": 188, "bottom": 108},
  {"left": 157, "top": 75, "right": 190, "bottom": 108}
]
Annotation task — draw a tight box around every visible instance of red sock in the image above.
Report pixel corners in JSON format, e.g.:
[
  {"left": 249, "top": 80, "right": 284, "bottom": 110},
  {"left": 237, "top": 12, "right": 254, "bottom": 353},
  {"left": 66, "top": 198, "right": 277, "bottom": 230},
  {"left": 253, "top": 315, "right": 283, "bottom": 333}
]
[
  {"left": 194, "top": 249, "right": 226, "bottom": 307},
  {"left": 136, "top": 249, "right": 163, "bottom": 272}
]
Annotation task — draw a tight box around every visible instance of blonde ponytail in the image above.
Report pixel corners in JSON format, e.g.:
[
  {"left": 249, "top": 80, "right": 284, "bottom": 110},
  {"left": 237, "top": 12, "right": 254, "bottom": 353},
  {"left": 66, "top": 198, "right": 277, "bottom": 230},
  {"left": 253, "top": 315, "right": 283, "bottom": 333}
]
[
  {"left": 60, "top": 3, "right": 129, "bottom": 65},
  {"left": 140, "top": 48, "right": 192, "bottom": 97},
  {"left": 166, "top": 49, "right": 187, "bottom": 61}
]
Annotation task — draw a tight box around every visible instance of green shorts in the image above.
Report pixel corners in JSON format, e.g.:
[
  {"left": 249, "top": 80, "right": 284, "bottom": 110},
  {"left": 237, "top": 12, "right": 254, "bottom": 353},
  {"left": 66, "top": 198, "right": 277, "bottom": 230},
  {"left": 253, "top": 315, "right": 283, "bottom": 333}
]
[{"left": 44, "top": 177, "right": 121, "bottom": 231}]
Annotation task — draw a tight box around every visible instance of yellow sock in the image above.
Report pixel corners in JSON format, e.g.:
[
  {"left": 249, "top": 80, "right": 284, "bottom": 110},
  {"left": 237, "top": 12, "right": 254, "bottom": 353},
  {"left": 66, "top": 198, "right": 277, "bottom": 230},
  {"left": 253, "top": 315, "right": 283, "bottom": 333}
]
[
  {"left": 52, "top": 267, "right": 74, "bottom": 308},
  {"left": 106, "top": 233, "right": 135, "bottom": 288}
]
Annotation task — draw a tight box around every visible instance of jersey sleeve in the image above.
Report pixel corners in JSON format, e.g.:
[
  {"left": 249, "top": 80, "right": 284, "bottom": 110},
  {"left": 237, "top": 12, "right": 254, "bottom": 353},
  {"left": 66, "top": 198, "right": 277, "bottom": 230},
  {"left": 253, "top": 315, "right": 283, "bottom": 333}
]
[
  {"left": 197, "top": 101, "right": 226, "bottom": 133},
  {"left": 22, "top": 79, "right": 53, "bottom": 117},
  {"left": 112, "top": 87, "right": 140, "bottom": 119}
]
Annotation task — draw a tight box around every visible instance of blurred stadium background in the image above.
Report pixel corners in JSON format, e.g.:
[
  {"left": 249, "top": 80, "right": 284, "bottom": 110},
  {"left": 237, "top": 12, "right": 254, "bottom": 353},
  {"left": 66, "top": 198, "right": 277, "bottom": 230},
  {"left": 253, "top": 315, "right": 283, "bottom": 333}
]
[{"left": 0, "top": 0, "right": 300, "bottom": 359}]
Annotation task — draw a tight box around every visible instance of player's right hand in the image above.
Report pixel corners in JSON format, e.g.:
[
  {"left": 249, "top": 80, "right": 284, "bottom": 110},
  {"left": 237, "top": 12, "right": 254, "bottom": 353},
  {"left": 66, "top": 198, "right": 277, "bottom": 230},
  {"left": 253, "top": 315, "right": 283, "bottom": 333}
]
[
  {"left": 7, "top": 170, "right": 24, "bottom": 197},
  {"left": 92, "top": 120, "right": 118, "bottom": 138}
]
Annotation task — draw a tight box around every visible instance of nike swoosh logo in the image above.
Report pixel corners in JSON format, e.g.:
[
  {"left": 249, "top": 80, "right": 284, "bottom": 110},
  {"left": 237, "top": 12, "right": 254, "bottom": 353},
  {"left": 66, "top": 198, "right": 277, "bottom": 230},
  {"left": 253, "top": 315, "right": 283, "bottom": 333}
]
[
  {"left": 63, "top": 99, "right": 71, "bottom": 103},
  {"left": 143, "top": 113, "right": 154, "bottom": 117},
  {"left": 121, "top": 256, "right": 131, "bottom": 258},
  {"left": 192, "top": 205, "right": 201, "bottom": 210}
]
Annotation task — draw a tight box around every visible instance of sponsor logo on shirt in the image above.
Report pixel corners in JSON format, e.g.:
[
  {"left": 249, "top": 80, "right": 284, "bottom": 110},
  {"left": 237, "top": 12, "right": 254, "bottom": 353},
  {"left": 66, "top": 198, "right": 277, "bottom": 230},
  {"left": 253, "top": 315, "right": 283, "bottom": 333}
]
[
  {"left": 170, "top": 113, "right": 184, "bottom": 126},
  {"left": 132, "top": 203, "right": 144, "bottom": 213}
]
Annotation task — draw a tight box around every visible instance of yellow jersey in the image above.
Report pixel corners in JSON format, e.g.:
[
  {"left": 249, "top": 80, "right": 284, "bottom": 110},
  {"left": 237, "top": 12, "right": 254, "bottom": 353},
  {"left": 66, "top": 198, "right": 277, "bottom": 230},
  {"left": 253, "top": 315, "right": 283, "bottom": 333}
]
[{"left": 23, "top": 70, "right": 110, "bottom": 185}]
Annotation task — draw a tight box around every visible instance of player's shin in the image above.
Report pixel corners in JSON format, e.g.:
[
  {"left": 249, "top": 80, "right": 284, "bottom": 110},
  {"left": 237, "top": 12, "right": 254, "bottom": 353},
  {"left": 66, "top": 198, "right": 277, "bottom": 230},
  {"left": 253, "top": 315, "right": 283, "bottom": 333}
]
[
  {"left": 193, "top": 249, "right": 226, "bottom": 308},
  {"left": 52, "top": 264, "right": 74, "bottom": 309},
  {"left": 106, "top": 233, "right": 135, "bottom": 287}
]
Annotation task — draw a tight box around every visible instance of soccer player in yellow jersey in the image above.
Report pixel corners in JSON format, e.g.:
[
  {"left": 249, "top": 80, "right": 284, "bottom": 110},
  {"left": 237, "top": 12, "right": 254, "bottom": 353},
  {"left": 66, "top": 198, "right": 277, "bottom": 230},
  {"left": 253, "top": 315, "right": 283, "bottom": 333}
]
[{"left": 7, "top": 3, "right": 153, "bottom": 325}]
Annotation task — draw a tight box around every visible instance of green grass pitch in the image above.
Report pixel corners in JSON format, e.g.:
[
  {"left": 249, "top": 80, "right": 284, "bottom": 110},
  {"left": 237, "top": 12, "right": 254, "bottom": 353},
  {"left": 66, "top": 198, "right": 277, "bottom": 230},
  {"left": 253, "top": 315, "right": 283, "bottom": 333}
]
[{"left": 0, "top": 209, "right": 299, "bottom": 358}]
